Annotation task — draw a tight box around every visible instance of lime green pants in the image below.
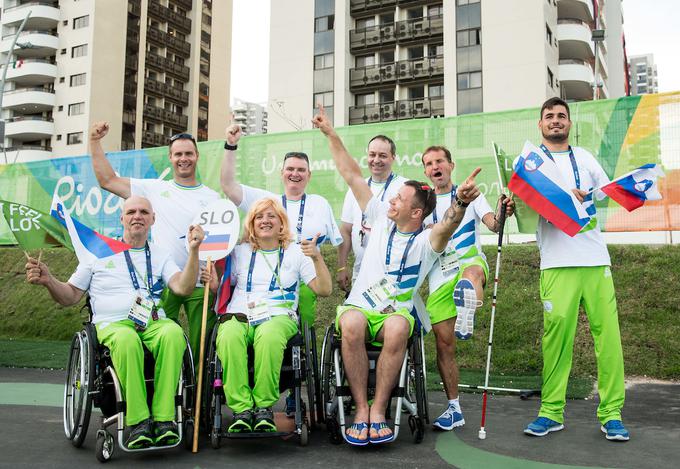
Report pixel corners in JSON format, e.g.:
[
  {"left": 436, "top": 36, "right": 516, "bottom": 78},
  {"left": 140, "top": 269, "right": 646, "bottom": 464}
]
[
  {"left": 215, "top": 315, "right": 298, "bottom": 413},
  {"left": 298, "top": 282, "right": 316, "bottom": 326},
  {"left": 97, "top": 318, "right": 186, "bottom": 426},
  {"left": 539, "top": 266, "right": 625, "bottom": 425},
  {"left": 160, "top": 286, "right": 216, "bottom": 366}
]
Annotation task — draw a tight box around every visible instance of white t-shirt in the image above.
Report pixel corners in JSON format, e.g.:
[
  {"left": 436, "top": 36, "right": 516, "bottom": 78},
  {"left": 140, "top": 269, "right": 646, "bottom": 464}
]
[
  {"left": 68, "top": 242, "right": 181, "bottom": 326},
  {"left": 340, "top": 174, "right": 407, "bottom": 280},
  {"left": 130, "top": 179, "right": 220, "bottom": 274},
  {"left": 532, "top": 146, "right": 611, "bottom": 269},
  {"left": 423, "top": 188, "right": 494, "bottom": 293},
  {"left": 346, "top": 197, "right": 442, "bottom": 318},
  {"left": 239, "top": 185, "right": 342, "bottom": 246},
  {"left": 227, "top": 242, "right": 317, "bottom": 319}
]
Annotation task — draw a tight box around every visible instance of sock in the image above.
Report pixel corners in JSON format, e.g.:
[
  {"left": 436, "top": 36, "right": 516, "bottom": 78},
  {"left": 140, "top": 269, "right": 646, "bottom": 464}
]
[{"left": 448, "top": 398, "right": 461, "bottom": 412}]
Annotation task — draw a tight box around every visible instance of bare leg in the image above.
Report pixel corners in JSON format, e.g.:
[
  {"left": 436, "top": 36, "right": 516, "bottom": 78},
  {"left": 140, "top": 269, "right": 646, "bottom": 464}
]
[
  {"left": 462, "top": 265, "right": 486, "bottom": 301},
  {"left": 338, "top": 309, "right": 369, "bottom": 441},
  {"left": 370, "top": 315, "right": 410, "bottom": 439},
  {"left": 432, "top": 318, "right": 459, "bottom": 400}
]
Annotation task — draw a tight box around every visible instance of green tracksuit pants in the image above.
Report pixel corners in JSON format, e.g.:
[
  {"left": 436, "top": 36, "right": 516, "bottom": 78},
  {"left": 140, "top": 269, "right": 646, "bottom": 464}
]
[
  {"left": 298, "top": 282, "right": 316, "bottom": 327},
  {"left": 97, "top": 318, "right": 186, "bottom": 426},
  {"left": 538, "top": 266, "right": 625, "bottom": 425},
  {"left": 215, "top": 314, "right": 298, "bottom": 413},
  {"left": 161, "top": 286, "right": 216, "bottom": 367}
]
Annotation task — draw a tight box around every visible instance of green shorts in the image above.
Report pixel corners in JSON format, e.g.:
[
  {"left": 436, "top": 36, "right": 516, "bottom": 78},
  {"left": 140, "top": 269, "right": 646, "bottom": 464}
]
[
  {"left": 426, "top": 257, "right": 489, "bottom": 325},
  {"left": 335, "top": 305, "right": 415, "bottom": 346}
]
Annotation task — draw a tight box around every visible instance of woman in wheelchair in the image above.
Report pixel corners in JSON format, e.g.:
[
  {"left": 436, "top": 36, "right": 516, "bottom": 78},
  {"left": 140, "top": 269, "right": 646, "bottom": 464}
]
[{"left": 215, "top": 197, "right": 331, "bottom": 433}]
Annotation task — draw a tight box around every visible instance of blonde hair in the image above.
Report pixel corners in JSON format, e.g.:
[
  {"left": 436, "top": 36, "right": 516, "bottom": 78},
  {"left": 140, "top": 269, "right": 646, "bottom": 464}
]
[{"left": 242, "top": 197, "right": 292, "bottom": 250}]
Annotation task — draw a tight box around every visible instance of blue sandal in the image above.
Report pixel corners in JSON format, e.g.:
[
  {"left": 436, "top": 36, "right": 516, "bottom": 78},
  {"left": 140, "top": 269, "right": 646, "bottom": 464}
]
[
  {"left": 369, "top": 422, "right": 394, "bottom": 444},
  {"left": 345, "top": 422, "right": 369, "bottom": 446}
]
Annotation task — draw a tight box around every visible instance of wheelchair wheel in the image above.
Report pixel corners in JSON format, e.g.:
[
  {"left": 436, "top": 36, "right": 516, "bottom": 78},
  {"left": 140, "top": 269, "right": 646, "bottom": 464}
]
[
  {"left": 310, "top": 327, "right": 324, "bottom": 425},
  {"left": 303, "top": 324, "right": 317, "bottom": 428},
  {"left": 183, "top": 419, "right": 195, "bottom": 451},
  {"left": 411, "top": 333, "right": 429, "bottom": 424},
  {"left": 95, "top": 429, "right": 114, "bottom": 463},
  {"left": 408, "top": 415, "right": 425, "bottom": 444},
  {"left": 319, "top": 326, "right": 334, "bottom": 422},
  {"left": 63, "top": 330, "right": 94, "bottom": 448},
  {"left": 299, "top": 422, "right": 309, "bottom": 446}
]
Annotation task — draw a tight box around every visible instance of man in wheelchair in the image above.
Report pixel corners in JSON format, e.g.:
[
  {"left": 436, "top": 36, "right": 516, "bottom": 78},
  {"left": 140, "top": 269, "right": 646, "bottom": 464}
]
[
  {"left": 313, "top": 105, "right": 481, "bottom": 445},
  {"left": 26, "top": 196, "right": 204, "bottom": 449}
]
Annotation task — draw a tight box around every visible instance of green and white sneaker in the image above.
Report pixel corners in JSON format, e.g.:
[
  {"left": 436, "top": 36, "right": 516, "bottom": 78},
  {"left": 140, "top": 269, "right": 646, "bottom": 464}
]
[
  {"left": 253, "top": 407, "right": 277, "bottom": 432},
  {"left": 228, "top": 409, "right": 253, "bottom": 433},
  {"left": 125, "top": 419, "right": 153, "bottom": 449}
]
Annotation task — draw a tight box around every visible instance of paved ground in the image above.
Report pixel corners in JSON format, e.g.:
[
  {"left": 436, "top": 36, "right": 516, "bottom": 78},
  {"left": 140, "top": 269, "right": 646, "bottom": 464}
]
[{"left": 1, "top": 367, "right": 678, "bottom": 468}]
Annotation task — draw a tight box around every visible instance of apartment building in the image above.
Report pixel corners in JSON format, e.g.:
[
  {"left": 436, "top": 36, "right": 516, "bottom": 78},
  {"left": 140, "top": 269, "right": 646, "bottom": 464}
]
[
  {"left": 628, "top": 54, "right": 658, "bottom": 96},
  {"left": 267, "top": 0, "right": 626, "bottom": 132},
  {"left": 232, "top": 98, "right": 267, "bottom": 135},
  {"left": 0, "top": 0, "right": 232, "bottom": 164}
]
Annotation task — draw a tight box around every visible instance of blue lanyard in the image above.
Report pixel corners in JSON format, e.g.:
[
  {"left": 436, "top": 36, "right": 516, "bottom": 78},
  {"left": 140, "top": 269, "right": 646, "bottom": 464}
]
[
  {"left": 368, "top": 172, "right": 395, "bottom": 202},
  {"left": 246, "top": 248, "right": 285, "bottom": 293},
  {"left": 540, "top": 144, "right": 580, "bottom": 190},
  {"left": 123, "top": 243, "right": 157, "bottom": 319},
  {"left": 282, "top": 194, "right": 306, "bottom": 243},
  {"left": 432, "top": 186, "right": 457, "bottom": 224},
  {"left": 385, "top": 226, "right": 422, "bottom": 283}
]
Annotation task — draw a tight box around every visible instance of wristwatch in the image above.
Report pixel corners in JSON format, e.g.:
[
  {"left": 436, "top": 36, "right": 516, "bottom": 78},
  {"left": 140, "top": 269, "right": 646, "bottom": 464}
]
[
  {"left": 454, "top": 195, "right": 469, "bottom": 208},
  {"left": 224, "top": 142, "right": 238, "bottom": 151}
]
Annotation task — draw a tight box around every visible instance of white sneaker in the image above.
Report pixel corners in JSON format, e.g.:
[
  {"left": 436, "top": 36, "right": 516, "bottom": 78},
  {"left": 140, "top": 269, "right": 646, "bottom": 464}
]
[
  {"left": 453, "top": 279, "right": 480, "bottom": 340},
  {"left": 433, "top": 405, "right": 465, "bottom": 431}
]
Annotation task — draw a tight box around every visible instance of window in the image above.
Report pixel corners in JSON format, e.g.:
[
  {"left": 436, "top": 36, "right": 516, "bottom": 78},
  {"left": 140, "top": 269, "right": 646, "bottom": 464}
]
[
  {"left": 68, "top": 102, "right": 85, "bottom": 116},
  {"left": 355, "top": 54, "right": 375, "bottom": 68},
  {"left": 59, "top": 77, "right": 65, "bottom": 83},
  {"left": 408, "top": 46, "right": 424, "bottom": 59},
  {"left": 355, "top": 17, "right": 375, "bottom": 29},
  {"left": 457, "top": 88, "right": 482, "bottom": 114},
  {"left": 379, "top": 51, "right": 394, "bottom": 64},
  {"left": 314, "top": 92, "right": 333, "bottom": 107},
  {"left": 379, "top": 13, "right": 394, "bottom": 24},
  {"left": 407, "top": 8, "right": 422, "bottom": 19},
  {"left": 457, "top": 28, "right": 481, "bottom": 47},
  {"left": 408, "top": 86, "right": 425, "bottom": 99},
  {"left": 379, "top": 89, "right": 395, "bottom": 103},
  {"left": 315, "top": 15, "right": 335, "bottom": 32},
  {"left": 546, "top": 24, "right": 553, "bottom": 45},
  {"left": 457, "top": 71, "right": 482, "bottom": 89},
  {"left": 72, "top": 44, "right": 88, "bottom": 58},
  {"left": 457, "top": 0, "right": 480, "bottom": 4},
  {"left": 67, "top": 132, "right": 83, "bottom": 145},
  {"left": 314, "top": 53, "right": 334, "bottom": 70},
  {"left": 547, "top": 67, "right": 554, "bottom": 88},
  {"left": 429, "top": 84, "right": 444, "bottom": 97},
  {"left": 73, "top": 15, "right": 89, "bottom": 29},
  {"left": 58, "top": 105, "right": 64, "bottom": 111},
  {"left": 60, "top": 48, "right": 67, "bottom": 55},
  {"left": 56, "top": 135, "right": 62, "bottom": 141},
  {"left": 456, "top": 3, "right": 481, "bottom": 29},
  {"left": 428, "top": 44, "right": 443, "bottom": 57},
  {"left": 355, "top": 93, "right": 375, "bottom": 106},
  {"left": 70, "top": 73, "right": 86, "bottom": 87}
]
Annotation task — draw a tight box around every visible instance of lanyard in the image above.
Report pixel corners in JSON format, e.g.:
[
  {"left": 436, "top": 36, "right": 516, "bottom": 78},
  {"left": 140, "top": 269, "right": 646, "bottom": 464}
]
[
  {"left": 247, "top": 248, "right": 285, "bottom": 293},
  {"left": 362, "top": 173, "right": 395, "bottom": 227},
  {"left": 432, "top": 186, "right": 457, "bottom": 224},
  {"left": 540, "top": 144, "right": 580, "bottom": 190},
  {"left": 282, "top": 194, "right": 306, "bottom": 243},
  {"left": 385, "top": 226, "right": 422, "bottom": 283},
  {"left": 123, "top": 243, "right": 158, "bottom": 320}
]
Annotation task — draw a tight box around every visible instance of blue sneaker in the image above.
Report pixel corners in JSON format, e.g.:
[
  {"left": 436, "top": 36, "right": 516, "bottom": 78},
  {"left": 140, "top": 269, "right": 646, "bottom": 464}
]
[
  {"left": 433, "top": 405, "right": 465, "bottom": 431},
  {"left": 601, "top": 420, "right": 630, "bottom": 441},
  {"left": 285, "top": 392, "right": 296, "bottom": 418},
  {"left": 524, "top": 417, "right": 564, "bottom": 436},
  {"left": 453, "top": 279, "right": 479, "bottom": 340}
]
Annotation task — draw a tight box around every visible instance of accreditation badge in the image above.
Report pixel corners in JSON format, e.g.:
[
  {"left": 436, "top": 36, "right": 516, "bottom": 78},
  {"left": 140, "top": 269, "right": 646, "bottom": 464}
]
[
  {"left": 246, "top": 300, "right": 271, "bottom": 327},
  {"left": 440, "top": 249, "right": 460, "bottom": 277},
  {"left": 362, "top": 276, "right": 397, "bottom": 310},
  {"left": 128, "top": 295, "right": 154, "bottom": 329}
]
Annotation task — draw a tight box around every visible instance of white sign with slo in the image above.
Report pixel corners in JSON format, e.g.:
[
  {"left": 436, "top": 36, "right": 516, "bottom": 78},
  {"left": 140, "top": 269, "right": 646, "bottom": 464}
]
[{"left": 187, "top": 198, "right": 240, "bottom": 261}]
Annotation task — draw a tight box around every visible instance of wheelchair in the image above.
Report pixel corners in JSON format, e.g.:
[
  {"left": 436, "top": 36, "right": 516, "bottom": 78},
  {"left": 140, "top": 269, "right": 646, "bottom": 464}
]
[
  {"left": 63, "top": 301, "right": 196, "bottom": 463},
  {"left": 319, "top": 314, "right": 429, "bottom": 444},
  {"left": 202, "top": 314, "right": 321, "bottom": 447}
]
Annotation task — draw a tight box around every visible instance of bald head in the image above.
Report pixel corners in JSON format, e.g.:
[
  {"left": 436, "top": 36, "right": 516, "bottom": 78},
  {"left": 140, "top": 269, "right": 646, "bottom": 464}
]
[{"left": 121, "top": 196, "right": 155, "bottom": 247}]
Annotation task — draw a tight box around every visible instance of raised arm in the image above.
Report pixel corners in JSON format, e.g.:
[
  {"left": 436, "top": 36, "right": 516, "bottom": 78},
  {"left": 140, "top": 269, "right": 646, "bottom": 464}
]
[
  {"left": 430, "top": 168, "right": 482, "bottom": 252},
  {"left": 89, "top": 122, "right": 131, "bottom": 198},
  {"left": 312, "top": 105, "right": 373, "bottom": 212},
  {"left": 301, "top": 234, "right": 332, "bottom": 297},
  {"left": 168, "top": 224, "right": 205, "bottom": 296},
  {"left": 220, "top": 121, "right": 244, "bottom": 205},
  {"left": 26, "top": 257, "right": 84, "bottom": 306}
]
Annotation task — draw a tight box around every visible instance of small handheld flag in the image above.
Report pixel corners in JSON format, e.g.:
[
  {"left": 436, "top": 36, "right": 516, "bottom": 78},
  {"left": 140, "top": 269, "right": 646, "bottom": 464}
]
[
  {"left": 597, "top": 164, "right": 665, "bottom": 212},
  {"left": 0, "top": 199, "right": 71, "bottom": 250}
]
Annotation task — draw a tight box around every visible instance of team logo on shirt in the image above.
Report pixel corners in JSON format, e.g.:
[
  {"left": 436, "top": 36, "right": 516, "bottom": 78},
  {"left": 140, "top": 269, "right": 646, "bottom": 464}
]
[
  {"left": 160, "top": 191, "right": 171, "bottom": 198},
  {"left": 524, "top": 152, "right": 544, "bottom": 172},
  {"left": 105, "top": 260, "right": 115, "bottom": 269}
]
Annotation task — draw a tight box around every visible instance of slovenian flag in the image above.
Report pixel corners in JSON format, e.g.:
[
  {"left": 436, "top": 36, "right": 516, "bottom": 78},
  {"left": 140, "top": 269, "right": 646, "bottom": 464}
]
[
  {"left": 508, "top": 141, "right": 590, "bottom": 237},
  {"left": 51, "top": 196, "right": 131, "bottom": 263},
  {"left": 200, "top": 232, "right": 230, "bottom": 252},
  {"left": 213, "top": 256, "right": 233, "bottom": 315},
  {"left": 597, "top": 164, "right": 665, "bottom": 212}
]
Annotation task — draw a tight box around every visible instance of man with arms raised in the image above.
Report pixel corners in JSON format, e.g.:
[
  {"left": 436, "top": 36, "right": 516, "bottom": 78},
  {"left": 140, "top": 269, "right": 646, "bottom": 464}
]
[
  {"left": 522, "top": 97, "right": 628, "bottom": 441},
  {"left": 421, "top": 145, "right": 514, "bottom": 430},
  {"left": 313, "top": 106, "right": 480, "bottom": 445},
  {"left": 336, "top": 135, "right": 407, "bottom": 293},
  {"left": 26, "top": 196, "right": 203, "bottom": 448},
  {"left": 88, "top": 124, "right": 220, "bottom": 362}
]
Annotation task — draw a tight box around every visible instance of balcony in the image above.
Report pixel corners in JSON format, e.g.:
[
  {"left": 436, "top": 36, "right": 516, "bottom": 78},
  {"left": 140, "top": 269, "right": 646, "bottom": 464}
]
[
  {"left": 4, "top": 116, "right": 54, "bottom": 140},
  {"left": 141, "top": 131, "right": 166, "bottom": 148},
  {"left": 557, "top": 19, "right": 593, "bottom": 60},
  {"left": 2, "top": 2, "right": 59, "bottom": 29},
  {"left": 350, "top": 15, "right": 442, "bottom": 53},
  {"left": 350, "top": 0, "right": 397, "bottom": 16},
  {"left": 557, "top": 0, "right": 594, "bottom": 24},
  {"left": 5, "top": 59, "right": 57, "bottom": 85},
  {"left": 1, "top": 30, "right": 59, "bottom": 58},
  {"left": 350, "top": 55, "right": 444, "bottom": 91},
  {"left": 145, "top": 52, "right": 190, "bottom": 81},
  {"left": 2, "top": 146, "right": 52, "bottom": 163},
  {"left": 3, "top": 87, "right": 55, "bottom": 111},
  {"left": 146, "top": 27, "right": 191, "bottom": 56},
  {"left": 148, "top": 2, "right": 191, "bottom": 33},
  {"left": 559, "top": 58, "right": 594, "bottom": 101},
  {"left": 349, "top": 96, "right": 444, "bottom": 125}
]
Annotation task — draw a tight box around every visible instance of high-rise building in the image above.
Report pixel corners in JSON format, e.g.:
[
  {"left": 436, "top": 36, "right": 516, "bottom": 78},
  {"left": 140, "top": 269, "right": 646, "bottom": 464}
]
[
  {"left": 267, "top": 0, "right": 626, "bottom": 133},
  {"left": 628, "top": 54, "right": 658, "bottom": 96},
  {"left": 232, "top": 98, "right": 267, "bottom": 135},
  {"left": 0, "top": 0, "right": 232, "bottom": 164}
]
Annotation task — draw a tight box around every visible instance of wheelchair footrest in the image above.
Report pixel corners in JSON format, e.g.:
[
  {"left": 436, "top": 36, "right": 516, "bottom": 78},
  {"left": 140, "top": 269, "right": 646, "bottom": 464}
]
[{"left": 225, "top": 431, "right": 294, "bottom": 439}]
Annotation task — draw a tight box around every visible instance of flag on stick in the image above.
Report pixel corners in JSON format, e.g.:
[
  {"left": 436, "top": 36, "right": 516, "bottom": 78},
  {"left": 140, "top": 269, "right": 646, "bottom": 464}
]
[
  {"left": 492, "top": 142, "right": 538, "bottom": 234},
  {"left": 597, "top": 164, "right": 664, "bottom": 212},
  {"left": 508, "top": 141, "right": 590, "bottom": 237},
  {"left": 0, "top": 199, "right": 71, "bottom": 250}
]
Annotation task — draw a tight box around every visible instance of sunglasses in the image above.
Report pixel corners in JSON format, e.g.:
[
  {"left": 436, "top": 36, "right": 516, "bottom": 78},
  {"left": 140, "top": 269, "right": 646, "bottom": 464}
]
[
  {"left": 283, "top": 151, "right": 310, "bottom": 164},
  {"left": 169, "top": 133, "right": 196, "bottom": 145}
]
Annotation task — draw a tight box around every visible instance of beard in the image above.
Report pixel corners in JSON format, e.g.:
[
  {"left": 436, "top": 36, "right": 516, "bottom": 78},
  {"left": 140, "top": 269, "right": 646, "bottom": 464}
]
[{"left": 542, "top": 127, "right": 569, "bottom": 143}]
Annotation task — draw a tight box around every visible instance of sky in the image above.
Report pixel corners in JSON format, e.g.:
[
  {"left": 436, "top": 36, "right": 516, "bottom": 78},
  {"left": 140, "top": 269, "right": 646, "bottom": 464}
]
[{"left": 229, "top": 0, "right": 680, "bottom": 104}]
